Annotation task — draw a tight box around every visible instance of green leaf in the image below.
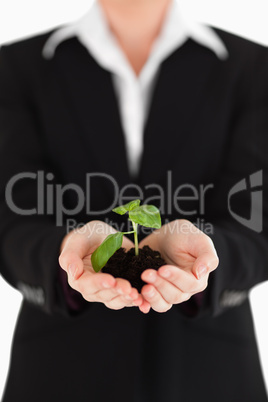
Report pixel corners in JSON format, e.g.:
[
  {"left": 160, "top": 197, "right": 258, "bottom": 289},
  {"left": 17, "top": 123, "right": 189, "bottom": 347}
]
[
  {"left": 129, "top": 205, "right": 161, "bottom": 229},
  {"left": 91, "top": 232, "right": 123, "bottom": 272},
  {"left": 112, "top": 199, "right": 141, "bottom": 215}
]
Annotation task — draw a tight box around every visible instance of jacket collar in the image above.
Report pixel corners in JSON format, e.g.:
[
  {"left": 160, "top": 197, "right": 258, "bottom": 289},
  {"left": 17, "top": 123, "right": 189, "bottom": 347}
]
[{"left": 43, "top": 0, "right": 228, "bottom": 77}]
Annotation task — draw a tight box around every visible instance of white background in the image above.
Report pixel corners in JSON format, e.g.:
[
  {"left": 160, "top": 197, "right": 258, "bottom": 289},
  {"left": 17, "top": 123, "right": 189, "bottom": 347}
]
[{"left": 0, "top": 0, "right": 268, "bottom": 399}]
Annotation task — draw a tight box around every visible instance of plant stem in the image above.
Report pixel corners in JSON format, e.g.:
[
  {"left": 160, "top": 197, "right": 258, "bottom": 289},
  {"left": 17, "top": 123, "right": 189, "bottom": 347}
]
[{"left": 132, "top": 222, "right": 139, "bottom": 256}]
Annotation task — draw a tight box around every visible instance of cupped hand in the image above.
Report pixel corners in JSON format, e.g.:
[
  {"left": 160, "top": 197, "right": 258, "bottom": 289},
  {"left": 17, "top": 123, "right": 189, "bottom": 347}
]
[
  {"left": 59, "top": 220, "right": 150, "bottom": 313},
  {"left": 139, "top": 219, "right": 219, "bottom": 313}
]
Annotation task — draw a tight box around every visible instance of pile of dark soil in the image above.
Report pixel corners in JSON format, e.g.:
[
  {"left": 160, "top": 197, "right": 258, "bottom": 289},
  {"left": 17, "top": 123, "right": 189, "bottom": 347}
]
[{"left": 102, "top": 246, "right": 166, "bottom": 293}]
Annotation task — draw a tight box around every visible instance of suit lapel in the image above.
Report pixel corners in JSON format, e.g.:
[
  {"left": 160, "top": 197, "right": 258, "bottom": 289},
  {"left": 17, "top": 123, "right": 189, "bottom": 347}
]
[
  {"left": 54, "top": 38, "right": 131, "bottom": 189},
  {"left": 139, "top": 40, "right": 220, "bottom": 186}
]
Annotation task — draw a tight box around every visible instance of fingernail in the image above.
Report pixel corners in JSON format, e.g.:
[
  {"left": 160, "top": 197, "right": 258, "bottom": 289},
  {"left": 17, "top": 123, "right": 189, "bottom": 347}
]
[
  {"left": 159, "top": 269, "right": 170, "bottom": 278},
  {"left": 197, "top": 265, "right": 207, "bottom": 280},
  {"left": 68, "top": 264, "right": 77, "bottom": 279},
  {"left": 145, "top": 271, "right": 156, "bottom": 282},
  {"left": 117, "top": 288, "right": 124, "bottom": 295},
  {"left": 146, "top": 290, "right": 155, "bottom": 298}
]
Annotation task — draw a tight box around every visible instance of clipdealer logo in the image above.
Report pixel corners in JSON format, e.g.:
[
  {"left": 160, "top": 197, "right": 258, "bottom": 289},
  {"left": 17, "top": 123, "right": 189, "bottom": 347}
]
[
  {"left": 4, "top": 171, "right": 214, "bottom": 228},
  {"left": 5, "top": 170, "right": 264, "bottom": 233},
  {"left": 228, "top": 170, "right": 263, "bottom": 233}
]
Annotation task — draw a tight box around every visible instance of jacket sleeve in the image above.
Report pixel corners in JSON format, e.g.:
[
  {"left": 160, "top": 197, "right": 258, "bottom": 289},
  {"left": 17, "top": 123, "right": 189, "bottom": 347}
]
[
  {"left": 205, "top": 47, "right": 268, "bottom": 317},
  {"left": 0, "top": 45, "right": 83, "bottom": 316}
]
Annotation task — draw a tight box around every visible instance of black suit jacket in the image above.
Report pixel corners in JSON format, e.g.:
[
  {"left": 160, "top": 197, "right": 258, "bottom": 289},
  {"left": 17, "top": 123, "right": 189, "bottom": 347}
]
[{"left": 0, "top": 28, "right": 268, "bottom": 402}]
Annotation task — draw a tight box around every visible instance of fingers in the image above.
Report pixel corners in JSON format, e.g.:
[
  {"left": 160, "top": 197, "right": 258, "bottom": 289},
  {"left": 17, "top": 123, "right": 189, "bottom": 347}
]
[
  {"left": 104, "top": 284, "right": 150, "bottom": 311},
  {"left": 59, "top": 249, "right": 84, "bottom": 281},
  {"left": 192, "top": 249, "right": 219, "bottom": 280},
  {"left": 157, "top": 265, "right": 209, "bottom": 294},
  {"left": 68, "top": 270, "right": 146, "bottom": 311},
  {"left": 104, "top": 292, "right": 143, "bottom": 310},
  {"left": 141, "top": 269, "right": 190, "bottom": 303},
  {"left": 59, "top": 233, "right": 95, "bottom": 281},
  {"left": 183, "top": 227, "right": 219, "bottom": 279},
  {"left": 141, "top": 265, "right": 208, "bottom": 312},
  {"left": 97, "top": 278, "right": 140, "bottom": 303},
  {"left": 59, "top": 222, "right": 114, "bottom": 277},
  {"left": 71, "top": 270, "right": 115, "bottom": 295},
  {"left": 138, "top": 299, "right": 151, "bottom": 314},
  {"left": 141, "top": 285, "right": 172, "bottom": 313}
]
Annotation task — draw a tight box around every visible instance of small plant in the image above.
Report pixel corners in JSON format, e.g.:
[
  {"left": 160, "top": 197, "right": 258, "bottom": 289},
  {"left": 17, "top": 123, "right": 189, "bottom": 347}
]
[{"left": 91, "top": 199, "right": 161, "bottom": 272}]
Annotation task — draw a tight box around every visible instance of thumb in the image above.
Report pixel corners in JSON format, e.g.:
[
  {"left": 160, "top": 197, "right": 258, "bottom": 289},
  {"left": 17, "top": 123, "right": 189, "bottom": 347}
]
[
  {"left": 59, "top": 251, "right": 84, "bottom": 281},
  {"left": 59, "top": 233, "right": 87, "bottom": 280},
  {"left": 192, "top": 251, "right": 219, "bottom": 280}
]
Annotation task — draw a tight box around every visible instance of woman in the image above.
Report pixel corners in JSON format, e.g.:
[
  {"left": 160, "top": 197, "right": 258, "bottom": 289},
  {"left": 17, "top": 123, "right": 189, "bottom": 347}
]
[{"left": 0, "top": 0, "right": 268, "bottom": 400}]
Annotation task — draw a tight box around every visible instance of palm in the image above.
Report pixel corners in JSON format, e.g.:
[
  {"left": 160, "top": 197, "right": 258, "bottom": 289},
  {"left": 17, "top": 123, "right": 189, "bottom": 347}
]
[
  {"left": 161, "top": 241, "right": 196, "bottom": 272},
  {"left": 140, "top": 220, "right": 202, "bottom": 273}
]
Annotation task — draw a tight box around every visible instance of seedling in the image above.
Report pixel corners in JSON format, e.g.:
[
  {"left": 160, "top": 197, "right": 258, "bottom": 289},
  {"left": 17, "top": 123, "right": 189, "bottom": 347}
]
[{"left": 91, "top": 199, "right": 161, "bottom": 272}]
